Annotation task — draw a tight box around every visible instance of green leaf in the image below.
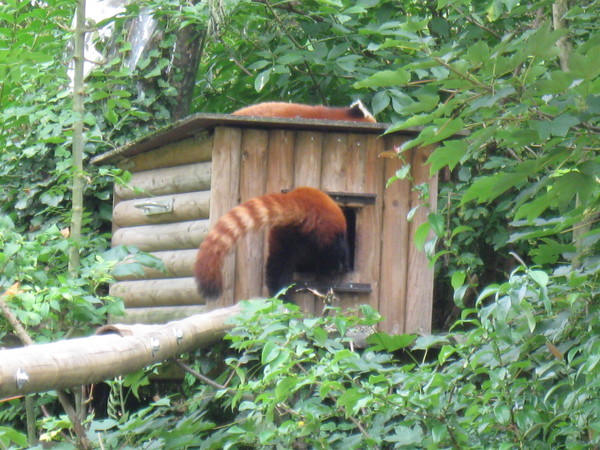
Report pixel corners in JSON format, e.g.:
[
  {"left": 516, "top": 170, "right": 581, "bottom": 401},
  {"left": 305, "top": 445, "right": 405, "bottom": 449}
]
[
  {"left": 530, "top": 239, "right": 575, "bottom": 265},
  {"left": 514, "top": 191, "right": 556, "bottom": 222},
  {"left": 40, "top": 191, "right": 63, "bottom": 207},
  {"left": 313, "top": 326, "right": 327, "bottom": 346},
  {"left": 261, "top": 341, "right": 281, "bottom": 364},
  {"left": 529, "top": 270, "right": 548, "bottom": 288},
  {"left": 414, "top": 222, "right": 431, "bottom": 251},
  {"left": 0, "top": 427, "right": 28, "bottom": 448},
  {"left": 462, "top": 170, "right": 531, "bottom": 205},
  {"left": 336, "top": 388, "right": 369, "bottom": 416},
  {"left": 429, "top": 212, "right": 445, "bottom": 237},
  {"left": 438, "top": 345, "right": 456, "bottom": 365},
  {"left": 525, "top": 22, "right": 566, "bottom": 59},
  {"left": 371, "top": 90, "right": 390, "bottom": 115},
  {"left": 3, "top": 243, "right": 21, "bottom": 259},
  {"left": 354, "top": 68, "right": 410, "bottom": 88},
  {"left": 386, "top": 165, "right": 411, "bottom": 188},
  {"left": 550, "top": 114, "right": 580, "bottom": 137},
  {"left": 465, "top": 41, "right": 490, "bottom": 63},
  {"left": 451, "top": 225, "right": 474, "bottom": 239},
  {"left": 494, "top": 404, "right": 511, "bottom": 424},
  {"left": 386, "top": 114, "right": 433, "bottom": 133},
  {"left": 569, "top": 50, "right": 600, "bottom": 80},
  {"left": 451, "top": 270, "right": 467, "bottom": 290},
  {"left": 367, "top": 332, "right": 416, "bottom": 351},
  {"left": 275, "top": 376, "right": 297, "bottom": 402},
  {"left": 254, "top": 69, "right": 271, "bottom": 92},
  {"left": 426, "top": 140, "right": 468, "bottom": 173}
]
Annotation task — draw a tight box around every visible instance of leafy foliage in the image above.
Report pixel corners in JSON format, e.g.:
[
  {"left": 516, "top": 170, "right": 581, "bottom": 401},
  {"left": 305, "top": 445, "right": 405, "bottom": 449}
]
[
  {"left": 205, "top": 285, "right": 598, "bottom": 448},
  {"left": 56, "top": 286, "right": 598, "bottom": 448},
  {"left": 0, "top": 215, "right": 123, "bottom": 340},
  {"left": 1, "top": 0, "right": 599, "bottom": 447}
]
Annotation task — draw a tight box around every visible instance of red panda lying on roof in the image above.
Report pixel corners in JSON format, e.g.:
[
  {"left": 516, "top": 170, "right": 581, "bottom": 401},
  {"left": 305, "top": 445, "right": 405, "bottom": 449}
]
[{"left": 232, "top": 100, "right": 375, "bottom": 122}]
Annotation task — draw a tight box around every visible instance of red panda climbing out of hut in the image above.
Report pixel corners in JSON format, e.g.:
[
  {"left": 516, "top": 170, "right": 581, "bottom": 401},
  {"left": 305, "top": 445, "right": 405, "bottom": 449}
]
[
  {"left": 194, "top": 187, "right": 349, "bottom": 302},
  {"left": 232, "top": 100, "right": 376, "bottom": 123}
]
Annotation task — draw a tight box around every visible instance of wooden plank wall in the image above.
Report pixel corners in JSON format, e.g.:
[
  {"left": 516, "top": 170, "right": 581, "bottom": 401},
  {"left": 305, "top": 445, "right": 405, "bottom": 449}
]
[
  {"left": 109, "top": 134, "right": 214, "bottom": 323},
  {"left": 209, "top": 126, "right": 437, "bottom": 334}
]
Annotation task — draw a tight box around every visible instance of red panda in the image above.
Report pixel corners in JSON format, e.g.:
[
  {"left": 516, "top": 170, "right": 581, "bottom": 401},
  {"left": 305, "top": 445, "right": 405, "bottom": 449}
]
[
  {"left": 195, "top": 187, "right": 349, "bottom": 301},
  {"left": 232, "top": 100, "right": 376, "bottom": 123}
]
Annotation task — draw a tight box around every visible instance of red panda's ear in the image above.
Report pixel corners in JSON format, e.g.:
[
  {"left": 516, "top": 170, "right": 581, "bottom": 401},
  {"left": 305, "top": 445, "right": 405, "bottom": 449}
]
[{"left": 349, "top": 100, "right": 375, "bottom": 122}]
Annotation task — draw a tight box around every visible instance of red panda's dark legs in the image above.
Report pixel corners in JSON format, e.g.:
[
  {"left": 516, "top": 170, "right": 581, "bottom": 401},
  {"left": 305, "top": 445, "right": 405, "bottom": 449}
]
[{"left": 266, "top": 226, "right": 350, "bottom": 303}]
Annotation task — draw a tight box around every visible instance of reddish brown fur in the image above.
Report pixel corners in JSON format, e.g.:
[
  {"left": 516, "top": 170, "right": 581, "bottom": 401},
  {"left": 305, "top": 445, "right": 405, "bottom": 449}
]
[
  {"left": 232, "top": 101, "right": 375, "bottom": 122},
  {"left": 194, "top": 187, "right": 348, "bottom": 299}
]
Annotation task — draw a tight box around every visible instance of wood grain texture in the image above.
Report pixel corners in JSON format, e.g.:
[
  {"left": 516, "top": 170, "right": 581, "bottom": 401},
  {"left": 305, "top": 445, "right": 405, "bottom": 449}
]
[
  {"left": 236, "top": 129, "right": 269, "bottom": 301},
  {"left": 378, "top": 136, "right": 411, "bottom": 335},
  {"left": 112, "top": 219, "right": 209, "bottom": 252},
  {"left": 405, "top": 145, "right": 437, "bottom": 334},
  {"left": 0, "top": 305, "right": 241, "bottom": 396},
  {"left": 264, "top": 130, "right": 296, "bottom": 297},
  {"left": 113, "top": 191, "right": 210, "bottom": 227},
  {"left": 113, "top": 249, "right": 198, "bottom": 281},
  {"left": 352, "top": 134, "right": 384, "bottom": 311},
  {"left": 209, "top": 127, "right": 243, "bottom": 308},
  {"left": 111, "top": 305, "right": 207, "bottom": 324},
  {"left": 119, "top": 134, "right": 213, "bottom": 172},
  {"left": 110, "top": 277, "right": 203, "bottom": 307},
  {"left": 114, "top": 162, "right": 211, "bottom": 200},
  {"left": 104, "top": 119, "right": 439, "bottom": 332},
  {"left": 320, "top": 132, "right": 351, "bottom": 310}
]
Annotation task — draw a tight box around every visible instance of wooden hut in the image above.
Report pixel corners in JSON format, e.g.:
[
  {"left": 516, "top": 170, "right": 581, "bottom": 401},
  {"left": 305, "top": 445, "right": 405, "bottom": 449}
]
[{"left": 92, "top": 114, "right": 437, "bottom": 335}]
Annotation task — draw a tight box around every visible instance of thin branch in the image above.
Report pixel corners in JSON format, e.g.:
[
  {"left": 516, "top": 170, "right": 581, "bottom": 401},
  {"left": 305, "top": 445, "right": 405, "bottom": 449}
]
[
  {"left": 0, "top": 283, "right": 33, "bottom": 346},
  {"left": 68, "top": 0, "right": 86, "bottom": 278},
  {"left": 449, "top": 4, "right": 501, "bottom": 39},
  {"left": 347, "top": 413, "right": 378, "bottom": 446},
  {"left": 552, "top": 0, "right": 572, "bottom": 71},
  {"left": 430, "top": 56, "right": 492, "bottom": 92},
  {"left": 251, "top": 0, "right": 323, "bottom": 22},
  {"left": 172, "top": 359, "right": 227, "bottom": 391},
  {"left": 172, "top": 359, "right": 254, "bottom": 401}
]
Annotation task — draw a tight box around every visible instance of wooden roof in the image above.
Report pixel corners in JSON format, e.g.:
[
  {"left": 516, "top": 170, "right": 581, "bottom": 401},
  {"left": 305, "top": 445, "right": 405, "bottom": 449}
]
[{"left": 91, "top": 113, "right": 415, "bottom": 165}]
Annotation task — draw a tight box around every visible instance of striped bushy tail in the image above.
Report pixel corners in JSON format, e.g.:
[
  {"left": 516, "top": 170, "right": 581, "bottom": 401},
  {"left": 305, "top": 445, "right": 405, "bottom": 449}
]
[{"left": 194, "top": 187, "right": 347, "bottom": 299}]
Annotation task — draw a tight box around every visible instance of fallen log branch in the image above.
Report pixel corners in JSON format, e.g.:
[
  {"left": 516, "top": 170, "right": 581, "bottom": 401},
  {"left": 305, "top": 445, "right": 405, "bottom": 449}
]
[{"left": 0, "top": 305, "right": 241, "bottom": 397}]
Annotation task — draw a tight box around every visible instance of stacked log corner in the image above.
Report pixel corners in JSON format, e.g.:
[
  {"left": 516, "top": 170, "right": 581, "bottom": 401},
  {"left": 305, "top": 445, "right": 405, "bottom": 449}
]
[{"left": 109, "top": 133, "right": 213, "bottom": 323}]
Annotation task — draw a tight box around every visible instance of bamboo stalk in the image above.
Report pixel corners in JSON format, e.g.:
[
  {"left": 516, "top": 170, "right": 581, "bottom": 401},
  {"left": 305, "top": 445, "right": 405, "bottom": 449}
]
[{"left": 68, "top": 0, "right": 86, "bottom": 278}]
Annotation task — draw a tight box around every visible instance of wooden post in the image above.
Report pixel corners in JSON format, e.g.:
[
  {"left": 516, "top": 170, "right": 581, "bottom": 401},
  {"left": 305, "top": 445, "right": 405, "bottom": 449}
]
[
  {"left": 236, "top": 129, "right": 269, "bottom": 300},
  {"left": 404, "top": 145, "right": 437, "bottom": 334},
  {"left": 378, "top": 136, "right": 411, "bottom": 334},
  {"left": 210, "top": 127, "right": 242, "bottom": 308}
]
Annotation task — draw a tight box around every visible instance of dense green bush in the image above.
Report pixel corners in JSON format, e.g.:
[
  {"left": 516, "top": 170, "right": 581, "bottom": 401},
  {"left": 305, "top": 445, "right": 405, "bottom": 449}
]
[{"left": 27, "top": 274, "right": 595, "bottom": 448}]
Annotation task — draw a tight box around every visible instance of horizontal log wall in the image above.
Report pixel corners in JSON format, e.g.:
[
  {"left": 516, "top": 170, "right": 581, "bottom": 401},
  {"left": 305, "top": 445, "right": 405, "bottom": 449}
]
[
  {"left": 112, "top": 220, "right": 210, "bottom": 251},
  {"left": 113, "top": 191, "right": 210, "bottom": 227},
  {"left": 114, "top": 162, "right": 211, "bottom": 200},
  {"left": 109, "top": 135, "right": 214, "bottom": 313}
]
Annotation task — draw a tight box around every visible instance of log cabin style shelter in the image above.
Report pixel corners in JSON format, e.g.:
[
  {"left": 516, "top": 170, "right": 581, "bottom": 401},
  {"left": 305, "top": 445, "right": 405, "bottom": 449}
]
[{"left": 92, "top": 113, "right": 438, "bottom": 335}]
